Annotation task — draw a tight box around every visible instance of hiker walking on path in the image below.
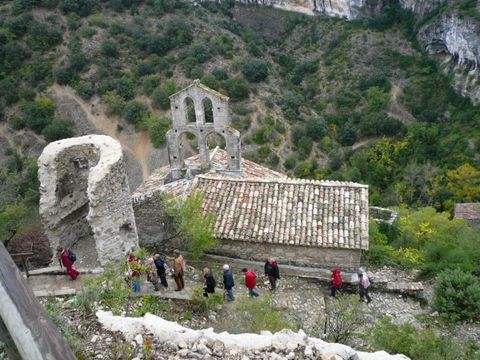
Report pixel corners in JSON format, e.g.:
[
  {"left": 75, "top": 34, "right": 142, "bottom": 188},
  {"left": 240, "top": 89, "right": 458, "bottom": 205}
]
[
  {"left": 330, "top": 268, "right": 343, "bottom": 297},
  {"left": 358, "top": 269, "right": 372, "bottom": 303},
  {"left": 242, "top": 268, "right": 259, "bottom": 297},
  {"left": 265, "top": 258, "right": 280, "bottom": 291},
  {"left": 146, "top": 257, "right": 160, "bottom": 291},
  {"left": 127, "top": 253, "right": 142, "bottom": 293},
  {"left": 172, "top": 250, "right": 185, "bottom": 291},
  {"left": 203, "top": 267, "right": 216, "bottom": 297},
  {"left": 154, "top": 254, "right": 168, "bottom": 288},
  {"left": 223, "top": 264, "right": 235, "bottom": 301},
  {"left": 57, "top": 246, "right": 79, "bottom": 280}
]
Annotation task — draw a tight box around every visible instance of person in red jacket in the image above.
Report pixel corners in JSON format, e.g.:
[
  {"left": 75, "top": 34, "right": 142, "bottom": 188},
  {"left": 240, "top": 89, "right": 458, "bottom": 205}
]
[
  {"left": 56, "top": 246, "right": 79, "bottom": 280},
  {"left": 331, "top": 268, "right": 343, "bottom": 297},
  {"left": 242, "top": 268, "right": 259, "bottom": 297}
]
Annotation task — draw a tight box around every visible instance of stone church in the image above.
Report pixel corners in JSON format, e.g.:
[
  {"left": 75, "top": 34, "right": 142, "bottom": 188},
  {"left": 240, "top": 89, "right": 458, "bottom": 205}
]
[{"left": 132, "top": 80, "right": 369, "bottom": 270}]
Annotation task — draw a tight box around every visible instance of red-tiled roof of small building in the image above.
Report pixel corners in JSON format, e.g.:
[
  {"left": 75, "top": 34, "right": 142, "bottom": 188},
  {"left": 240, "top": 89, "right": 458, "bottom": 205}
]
[
  {"left": 191, "top": 175, "right": 369, "bottom": 250},
  {"left": 133, "top": 149, "right": 369, "bottom": 250},
  {"left": 454, "top": 203, "right": 480, "bottom": 220}
]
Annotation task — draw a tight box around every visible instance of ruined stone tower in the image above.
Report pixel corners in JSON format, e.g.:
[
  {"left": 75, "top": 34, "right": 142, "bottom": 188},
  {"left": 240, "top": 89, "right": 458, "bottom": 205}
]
[
  {"left": 166, "top": 80, "right": 241, "bottom": 180},
  {"left": 38, "top": 135, "right": 139, "bottom": 266}
]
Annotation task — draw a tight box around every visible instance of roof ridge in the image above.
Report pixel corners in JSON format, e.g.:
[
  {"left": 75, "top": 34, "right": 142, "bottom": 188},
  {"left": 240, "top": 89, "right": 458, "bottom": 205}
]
[{"left": 195, "top": 174, "right": 368, "bottom": 188}]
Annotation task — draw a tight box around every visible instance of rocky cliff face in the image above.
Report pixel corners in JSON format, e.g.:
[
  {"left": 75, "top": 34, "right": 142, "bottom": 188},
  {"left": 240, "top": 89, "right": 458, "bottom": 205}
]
[
  {"left": 236, "top": 0, "right": 374, "bottom": 19},
  {"left": 418, "top": 11, "right": 480, "bottom": 103},
  {"left": 236, "top": 0, "right": 480, "bottom": 103},
  {"left": 399, "top": 0, "right": 442, "bottom": 18}
]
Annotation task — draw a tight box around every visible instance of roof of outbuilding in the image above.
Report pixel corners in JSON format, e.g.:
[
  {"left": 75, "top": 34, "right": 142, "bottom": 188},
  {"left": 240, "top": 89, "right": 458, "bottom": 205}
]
[
  {"left": 191, "top": 175, "right": 369, "bottom": 250},
  {"left": 454, "top": 203, "right": 480, "bottom": 220}
]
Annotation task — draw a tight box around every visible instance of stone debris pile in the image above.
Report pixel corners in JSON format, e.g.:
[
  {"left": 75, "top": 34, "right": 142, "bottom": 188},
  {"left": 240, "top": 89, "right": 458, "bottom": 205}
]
[{"left": 97, "top": 310, "right": 410, "bottom": 360}]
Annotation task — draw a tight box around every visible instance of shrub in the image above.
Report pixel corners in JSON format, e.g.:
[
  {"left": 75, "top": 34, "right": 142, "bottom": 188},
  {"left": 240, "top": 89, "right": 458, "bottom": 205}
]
[
  {"left": 338, "top": 124, "right": 357, "bottom": 146},
  {"left": 189, "top": 287, "right": 224, "bottom": 314},
  {"left": 232, "top": 296, "right": 296, "bottom": 334},
  {"left": 142, "top": 75, "right": 160, "bottom": 95},
  {"left": 241, "top": 58, "right": 268, "bottom": 83},
  {"left": 366, "top": 86, "right": 391, "bottom": 112},
  {"left": 101, "top": 40, "right": 119, "bottom": 57},
  {"left": 7, "top": 229, "right": 52, "bottom": 268},
  {"left": 76, "top": 262, "right": 132, "bottom": 316},
  {"left": 75, "top": 81, "right": 95, "bottom": 100},
  {"left": 321, "top": 295, "right": 367, "bottom": 344},
  {"left": 369, "top": 317, "right": 478, "bottom": 360},
  {"left": 152, "top": 80, "right": 176, "bottom": 110},
  {"left": 284, "top": 156, "right": 296, "bottom": 170},
  {"left": 42, "top": 118, "right": 74, "bottom": 142},
  {"left": 281, "top": 91, "right": 304, "bottom": 120},
  {"left": 144, "top": 112, "right": 170, "bottom": 148},
  {"left": 122, "top": 100, "right": 147, "bottom": 125},
  {"left": 59, "top": 0, "right": 99, "bottom": 17},
  {"left": 432, "top": 269, "right": 480, "bottom": 322},
  {"left": 22, "top": 97, "right": 56, "bottom": 133},
  {"left": 224, "top": 77, "right": 250, "bottom": 102},
  {"left": 104, "top": 93, "right": 126, "bottom": 116}
]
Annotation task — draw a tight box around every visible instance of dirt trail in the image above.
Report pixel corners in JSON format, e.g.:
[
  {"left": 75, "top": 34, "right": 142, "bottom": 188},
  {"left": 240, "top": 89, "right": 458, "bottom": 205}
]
[
  {"left": 51, "top": 84, "right": 154, "bottom": 180},
  {"left": 351, "top": 137, "right": 378, "bottom": 150},
  {"left": 387, "top": 83, "right": 416, "bottom": 125}
]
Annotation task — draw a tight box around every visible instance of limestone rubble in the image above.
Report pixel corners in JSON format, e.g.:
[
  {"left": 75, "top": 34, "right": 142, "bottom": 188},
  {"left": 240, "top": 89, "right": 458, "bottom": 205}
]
[{"left": 96, "top": 310, "right": 410, "bottom": 360}]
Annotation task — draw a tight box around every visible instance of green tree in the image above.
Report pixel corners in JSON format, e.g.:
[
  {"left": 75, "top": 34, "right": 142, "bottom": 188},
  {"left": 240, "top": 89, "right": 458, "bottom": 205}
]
[
  {"left": 144, "top": 112, "right": 170, "bottom": 148},
  {"left": 224, "top": 77, "right": 250, "bottom": 102},
  {"left": 366, "top": 86, "right": 391, "bottom": 112},
  {"left": 0, "top": 204, "right": 29, "bottom": 246},
  {"left": 42, "top": 118, "right": 74, "bottom": 142},
  {"left": 241, "top": 58, "right": 268, "bottom": 83},
  {"left": 122, "top": 100, "right": 147, "bottom": 125},
  {"left": 164, "top": 191, "right": 217, "bottom": 258}
]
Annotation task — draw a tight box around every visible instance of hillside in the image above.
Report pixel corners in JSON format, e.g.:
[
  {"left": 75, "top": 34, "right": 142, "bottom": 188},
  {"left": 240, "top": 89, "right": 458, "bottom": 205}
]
[{"left": 0, "top": 0, "right": 479, "bottom": 212}]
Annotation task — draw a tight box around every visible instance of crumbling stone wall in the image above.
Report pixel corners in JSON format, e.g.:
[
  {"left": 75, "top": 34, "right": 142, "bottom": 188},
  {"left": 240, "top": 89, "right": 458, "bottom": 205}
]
[
  {"left": 132, "top": 192, "right": 171, "bottom": 245},
  {"left": 38, "top": 135, "right": 139, "bottom": 266},
  {"left": 167, "top": 80, "right": 241, "bottom": 179},
  {"left": 212, "top": 240, "right": 361, "bottom": 270}
]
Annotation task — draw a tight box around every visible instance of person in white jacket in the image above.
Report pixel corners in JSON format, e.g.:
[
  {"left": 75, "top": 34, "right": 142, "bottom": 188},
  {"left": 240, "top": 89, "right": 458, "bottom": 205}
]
[{"left": 358, "top": 270, "right": 372, "bottom": 303}]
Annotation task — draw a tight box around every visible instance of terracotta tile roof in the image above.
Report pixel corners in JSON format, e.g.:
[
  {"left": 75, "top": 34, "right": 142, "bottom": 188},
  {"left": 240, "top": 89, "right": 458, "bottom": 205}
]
[
  {"left": 191, "top": 175, "right": 369, "bottom": 250},
  {"left": 454, "top": 203, "right": 480, "bottom": 220}
]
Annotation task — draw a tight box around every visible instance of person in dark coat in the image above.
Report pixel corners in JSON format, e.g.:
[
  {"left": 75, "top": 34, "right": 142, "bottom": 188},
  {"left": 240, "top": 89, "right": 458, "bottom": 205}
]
[
  {"left": 330, "top": 268, "right": 343, "bottom": 297},
  {"left": 57, "top": 246, "right": 79, "bottom": 280},
  {"left": 222, "top": 264, "right": 235, "bottom": 301},
  {"left": 264, "top": 258, "right": 280, "bottom": 291},
  {"left": 154, "top": 254, "right": 168, "bottom": 288},
  {"left": 203, "top": 267, "right": 216, "bottom": 297}
]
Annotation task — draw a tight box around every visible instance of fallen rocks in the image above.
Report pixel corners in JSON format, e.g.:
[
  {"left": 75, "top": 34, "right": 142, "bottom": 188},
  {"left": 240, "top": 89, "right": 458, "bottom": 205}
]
[{"left": 97, "top": 310, "right": 411, "bottom": 360}]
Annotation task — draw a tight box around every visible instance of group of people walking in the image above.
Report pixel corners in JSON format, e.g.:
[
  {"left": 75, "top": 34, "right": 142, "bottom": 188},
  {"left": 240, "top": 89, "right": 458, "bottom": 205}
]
[
  {"left": 126, "top": 249, "right": 185, "bottom": 293},
  {"left": 203, "top": 258, "right": 280, "bottom": 301},
  {"left": 330, "top": 267, "right": 372, "bottom": 303},
  {"left": 57, "top": 246, "right": 371, "bottom": 302}
]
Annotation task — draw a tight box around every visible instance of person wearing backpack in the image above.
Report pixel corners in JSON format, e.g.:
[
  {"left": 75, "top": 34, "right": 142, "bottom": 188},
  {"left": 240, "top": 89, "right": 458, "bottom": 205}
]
[
  {"left": 56, "top": 246, "right": 79, "bottom": 280},
  {"left": 154, "top": 254, "right": 168, "bottom": 288}
]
